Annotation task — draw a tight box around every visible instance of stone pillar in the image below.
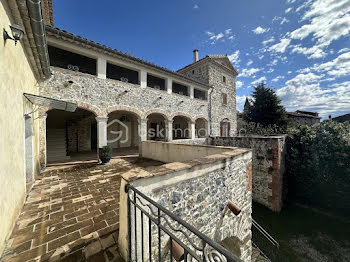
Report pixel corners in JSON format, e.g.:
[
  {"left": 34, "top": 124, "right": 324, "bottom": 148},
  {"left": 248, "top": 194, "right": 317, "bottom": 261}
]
[
  {"left": 165, "top": 120, "right": 173, "bottom": 142},
  {"left": 140, "top": 69, "right": 147, "bottom": 88},
  {"left": 138, "top": 118, "right": 148, "bottom": 141},
  {"left": 97, "top": 57, "right": 107, "bottom": 79},
  {"left": 39, "top": 114, "right": 48, "bottom": 169},
  {"left": 167, "top": 78, "right": 172, "bottom": 94},
  {"left": 190, "top": 121, "right": 196, "bottom": 139},
  {"left": 96, "top": 116, "right": 108, "bottom": 148},
  {"left": 190, "top": 86, "right": 194, "bottom": 99}
]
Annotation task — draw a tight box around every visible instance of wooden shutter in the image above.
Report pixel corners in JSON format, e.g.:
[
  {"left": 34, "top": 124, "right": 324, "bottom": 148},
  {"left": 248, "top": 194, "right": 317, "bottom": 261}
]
[{"left": 222, "top": 93, "right": 227, "bottom": 105}]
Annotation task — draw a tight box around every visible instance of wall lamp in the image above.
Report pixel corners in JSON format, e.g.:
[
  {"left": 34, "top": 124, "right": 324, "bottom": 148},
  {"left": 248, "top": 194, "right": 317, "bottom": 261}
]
[
  {"left": 227, "top": 200, "right": 241, "bottom": 216},
  {"left": 3, "top": 24, "right": 25, "bottom": 45}
]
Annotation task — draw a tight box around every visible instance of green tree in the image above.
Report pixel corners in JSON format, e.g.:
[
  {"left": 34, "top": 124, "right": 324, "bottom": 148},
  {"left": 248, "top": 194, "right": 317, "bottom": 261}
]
[{"left": 244, "top": 82, "right": 288, "bottom": 127}]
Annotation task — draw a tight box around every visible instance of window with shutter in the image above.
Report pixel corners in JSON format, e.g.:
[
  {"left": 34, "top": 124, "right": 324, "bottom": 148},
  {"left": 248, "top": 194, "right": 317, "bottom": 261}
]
[{"left": 222, "top": 93, "right": 227, "bottom": 105}]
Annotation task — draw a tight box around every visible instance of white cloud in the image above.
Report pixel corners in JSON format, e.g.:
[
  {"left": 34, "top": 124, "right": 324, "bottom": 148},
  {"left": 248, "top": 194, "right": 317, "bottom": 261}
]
[
  {"left": 277, "top": 73, "right": 350, "bottom": 118},
  {"left": 272, "top": 76, "right": 285, "bottom": 82},
  {"left": 247, "top": 59, "right": 253, "bottom": 66},
  {"left": 252, "top": 26, "right": 270, "bottom": 34},
  {"left": 267, "top": 68, "right": 275, "bottom": 73},
  {"left": 269, "top": 38, "right": 291, "bottom": 53},
  {"left": 225, "top": 29, "right": 232, "bottom": 35},
  {"left": 284, "top": 0, "right": 350, "bottom": 59},
  {"left": 338, "top": 48, "right": 350, "bottom": 54},
  {"left": 205, "top": 29, "right": 234, "bottom": 44},
  {"left": 236, "top": 95, "right": 248, "bottom": 111},
  {"left": 268, "top": 59, "right": 278, "bottom": 66},
  {"left": 251, "top": 76, "right": 267, "bottom": 85},
  {"left": 313, "top": 51, "right": 350, "bottom": 77},
  {"left": 285, "top": 7, "right": 293, "bottom": 13},
  {"left": 228, "top": 50, "right": 241, "bottom": 64},
  {"left": 193, "top": 4, "right": 199, "bottom": 9},
  {"left": 280, "top": 17, "right": 289, "bottom": 25},
  {"left": 258, "top": 55, "right": 264, "bottom": 60},
  {"left": 287, "top": 0, "right": 296, "bottom": 3},
  {"left": 236, "top": 81, "right": 243, "bottom": 88},
  {"left": 239, "top": 68, "right": 261, "bottom": 77},
  {"left": 262, "top": 36, "right": 275, "bottom": 46},
  {"left": 291, "top": 44, "right": 327, "bottom": 59}
]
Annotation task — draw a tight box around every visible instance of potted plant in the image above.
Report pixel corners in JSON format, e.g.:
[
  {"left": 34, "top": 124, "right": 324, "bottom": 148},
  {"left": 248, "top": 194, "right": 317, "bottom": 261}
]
[{"left": 99, "top": 145, "right": 113, "bottom": 164}]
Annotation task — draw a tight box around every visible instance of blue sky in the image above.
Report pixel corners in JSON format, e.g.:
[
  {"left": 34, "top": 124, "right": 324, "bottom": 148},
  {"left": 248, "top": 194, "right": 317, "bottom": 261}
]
[{"left": 53, "top": 0, "right": 350, "bottom": 119}]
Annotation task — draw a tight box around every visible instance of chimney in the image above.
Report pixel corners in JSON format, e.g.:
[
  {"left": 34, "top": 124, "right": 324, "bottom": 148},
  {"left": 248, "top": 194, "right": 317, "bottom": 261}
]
[{"left": 193, "top": 49, "right": 199, "bottom": 63}]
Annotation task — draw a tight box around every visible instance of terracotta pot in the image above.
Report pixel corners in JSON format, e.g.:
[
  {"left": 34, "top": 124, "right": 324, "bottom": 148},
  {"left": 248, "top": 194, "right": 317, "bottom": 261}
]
[{"left": 172, "top": 240, "right": 185, "bottom": 261}]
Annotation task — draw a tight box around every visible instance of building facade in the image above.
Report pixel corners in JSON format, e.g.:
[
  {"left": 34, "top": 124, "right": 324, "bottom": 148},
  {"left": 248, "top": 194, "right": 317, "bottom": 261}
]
[
  {"left": 287, "top": 110, "right": 321, "bottom": 126},
  {"left": 39, "top": 27, "right": 239, "bottom": 165}
]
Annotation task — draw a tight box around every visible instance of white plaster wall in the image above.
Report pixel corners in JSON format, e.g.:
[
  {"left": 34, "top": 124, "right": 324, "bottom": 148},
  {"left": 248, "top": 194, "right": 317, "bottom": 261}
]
[{"left": 0, "top": 0, "right": 41, "bottom": 254}]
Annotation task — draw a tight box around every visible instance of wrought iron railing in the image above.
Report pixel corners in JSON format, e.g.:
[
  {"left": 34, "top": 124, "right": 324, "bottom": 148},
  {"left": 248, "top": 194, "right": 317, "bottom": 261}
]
[
  {"left": 126, "top": 184, "right": 243, "bottom": 262},
  {"left": 252, "top": 218, "right": 281, "bottom": 262}
]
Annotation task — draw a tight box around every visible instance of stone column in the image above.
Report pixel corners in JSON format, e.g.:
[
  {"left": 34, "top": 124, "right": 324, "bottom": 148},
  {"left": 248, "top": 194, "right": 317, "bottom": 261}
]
[
  {"left": 167, "top": 78, "right": 172, "bottom": 94},
  {"left": 140, "top": 69, "right": 147, "bottom": 88},
  {"left": 190, "top": 121, "right": 196, "bottom": 139},
  {"left": 96, "top": 116, "right": 108, "bottom": 148},
  {"left": 138, "top": 118, "right": 148, "bottom": 141},
  {"left": 165, "top": 120, "right": 173, "bottom": 142},
  {"left": 97, "top": 57, "right": 107, "bottom": 79},
  {"left": 39, "top": 114, "right": 48, "bottom": 169},
  {"left": 190, "top": 85, "right": 194, "bottom": 99}
]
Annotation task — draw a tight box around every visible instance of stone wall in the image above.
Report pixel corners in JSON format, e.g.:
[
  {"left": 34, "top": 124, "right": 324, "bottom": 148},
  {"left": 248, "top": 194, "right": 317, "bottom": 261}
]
[
  {"left": 119, "top": 143, "right": 253, "bottom": 261},
  {"left": 209, "top": 136, "right": 286, "bottom": 212},
  {"left": 41, "top": 67, "right": 208, "bottom": 121},
  {"left": 67, "top": 115, "right": 94, "bottom": 152}
]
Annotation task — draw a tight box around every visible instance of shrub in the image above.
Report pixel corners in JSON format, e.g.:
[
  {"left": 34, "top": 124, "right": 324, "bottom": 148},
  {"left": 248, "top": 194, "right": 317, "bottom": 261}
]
[{"left": 286, "top": 121, "right": 350, "bottom": 217}]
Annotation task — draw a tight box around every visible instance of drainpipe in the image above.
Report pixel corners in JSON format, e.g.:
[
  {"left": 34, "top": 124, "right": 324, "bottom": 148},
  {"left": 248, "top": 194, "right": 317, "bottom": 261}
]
[
  {"left": 26, "top": 0, "right": 51, "bottom": 78},
  {"left": 208, "top": 86, "right": 214, "bottom": 136}
]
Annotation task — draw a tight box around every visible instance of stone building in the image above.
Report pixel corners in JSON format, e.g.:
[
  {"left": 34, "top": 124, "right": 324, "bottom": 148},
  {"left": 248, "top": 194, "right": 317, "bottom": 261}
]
[
  {"left": 287, "top": 110, "right": 321, "bottom": 126},
  {"left": 39, "top": 27, "right": 239, "bottom": 165}
]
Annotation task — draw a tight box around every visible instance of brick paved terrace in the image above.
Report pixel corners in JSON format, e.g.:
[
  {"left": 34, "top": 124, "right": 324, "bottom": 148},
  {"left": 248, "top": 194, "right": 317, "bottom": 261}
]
[{"left": 0, "top": 157, "right": 162, "bottom": 262}]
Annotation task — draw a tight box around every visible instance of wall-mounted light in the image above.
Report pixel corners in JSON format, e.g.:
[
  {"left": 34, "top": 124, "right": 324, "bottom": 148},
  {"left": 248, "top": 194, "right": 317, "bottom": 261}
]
[
  {"left": 3, "top": 24, "right": 25, "bottom": 45},
  {"left": 227, "top": 201, "right": 241, "bottom": 216}
]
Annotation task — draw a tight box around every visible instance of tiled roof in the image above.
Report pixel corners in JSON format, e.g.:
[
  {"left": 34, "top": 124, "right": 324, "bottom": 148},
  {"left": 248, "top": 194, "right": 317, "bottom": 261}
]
[
  {"left": 45, "top": 26, "right": 212, "bottom": 88},
  {"left": 177, "top": 54, "right": 239, "bottom": 75},
  {"left": 287, "top": 111, "right": 321, "bottom": 119}
]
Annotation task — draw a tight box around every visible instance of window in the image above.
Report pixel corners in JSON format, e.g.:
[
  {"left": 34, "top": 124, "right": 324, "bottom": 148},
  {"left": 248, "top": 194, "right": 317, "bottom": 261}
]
[
  {"left": 220, "top": 119, "right": 230, "bottom": 137},
  {"left": 222, "top": 93, "right": 227, "bottom": 105},
  {"left": 48, "top": 45, "right": 97, "bottom": 76},
  {"left": 173, "top": 82, "right": 189, "bottom": 96},
  {"left": 106, "top": 63, "right": 139, "bottom": 84},
  {"left": 194, "top": 89, "right": 207, "bottom": 100},
  {"left": 147, "top": 74, "right": 166, "bottom": 90},
  {"left": 223, "top": 76, "right": 226, "bottom": 83},
  {"left": 192, "top": 70, "right": 195, "bottom": 74}
]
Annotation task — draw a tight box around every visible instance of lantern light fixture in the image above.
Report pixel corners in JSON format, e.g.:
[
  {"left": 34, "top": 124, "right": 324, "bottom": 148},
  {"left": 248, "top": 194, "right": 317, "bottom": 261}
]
[{"left": 3, "top": 24, "right": 25, "bottom": 46}]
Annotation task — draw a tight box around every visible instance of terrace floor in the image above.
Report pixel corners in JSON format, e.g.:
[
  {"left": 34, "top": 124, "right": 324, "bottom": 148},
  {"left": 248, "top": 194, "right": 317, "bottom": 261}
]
[{"left": 1, "top": 157, "right": 162, "bottom": 262}]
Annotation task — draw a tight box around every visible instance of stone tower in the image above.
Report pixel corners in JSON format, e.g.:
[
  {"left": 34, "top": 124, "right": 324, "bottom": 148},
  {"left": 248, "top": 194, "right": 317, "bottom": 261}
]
[{"left": 177, "top": 51, "right": 239, "bottom": 136}]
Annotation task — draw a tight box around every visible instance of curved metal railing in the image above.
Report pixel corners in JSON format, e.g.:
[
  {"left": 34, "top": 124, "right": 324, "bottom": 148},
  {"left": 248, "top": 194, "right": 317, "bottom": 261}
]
[{"left": 126, "top": 184, "right": 243, "bottom": 262}]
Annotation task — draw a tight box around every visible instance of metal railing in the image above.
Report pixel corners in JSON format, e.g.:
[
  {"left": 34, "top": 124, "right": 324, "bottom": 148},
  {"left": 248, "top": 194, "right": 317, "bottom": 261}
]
[
  {"left": 126, "top": 184, "right": 243, "bottom": 262},
  {"left": 252, "top": 218, "right": 281, "bottom": 262}
]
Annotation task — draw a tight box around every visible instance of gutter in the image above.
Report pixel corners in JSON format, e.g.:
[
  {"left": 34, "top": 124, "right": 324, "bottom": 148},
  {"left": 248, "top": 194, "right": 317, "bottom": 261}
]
[{"left": 26, "top": 0, "right": 51, "bottom": 78}]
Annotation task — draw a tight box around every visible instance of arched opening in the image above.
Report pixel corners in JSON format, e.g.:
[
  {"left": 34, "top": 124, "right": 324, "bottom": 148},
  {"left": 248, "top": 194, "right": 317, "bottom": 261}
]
[
  {"left": 220, "top": 118, "right": 231, "bottom": 137},
  {"left": 173, "top": 116, "right": 191, "bottom": 139},
  {"left": 195, "top": 118, "right": 208, "bottom": 138},
  {"left": 107, "top": 110, "right": 139, "bottom": 156},
  {"left": 147, "top": 113, "right": 166, "bottom": 141},
  {"left": 46, "top": 108, "right": 97, "bottom": 164}
]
